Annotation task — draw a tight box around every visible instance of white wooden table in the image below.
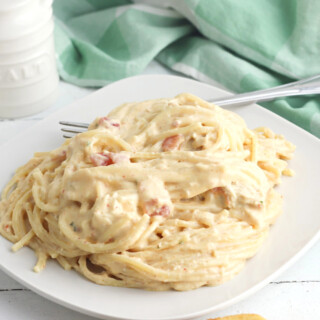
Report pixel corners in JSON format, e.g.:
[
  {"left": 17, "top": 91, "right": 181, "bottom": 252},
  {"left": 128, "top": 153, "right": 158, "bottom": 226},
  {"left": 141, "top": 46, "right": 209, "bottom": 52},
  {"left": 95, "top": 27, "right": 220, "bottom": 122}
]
[{"left": 0, "top": 63, "right": 319, "bottom": 320}]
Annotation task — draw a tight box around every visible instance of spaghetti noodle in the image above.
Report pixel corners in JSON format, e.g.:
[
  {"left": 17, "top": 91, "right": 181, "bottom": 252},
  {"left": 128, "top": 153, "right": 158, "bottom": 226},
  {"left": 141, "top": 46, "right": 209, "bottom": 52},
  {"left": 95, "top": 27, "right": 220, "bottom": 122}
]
[{"left": 0, "top": 94, "right": 295, "bottom": 291}]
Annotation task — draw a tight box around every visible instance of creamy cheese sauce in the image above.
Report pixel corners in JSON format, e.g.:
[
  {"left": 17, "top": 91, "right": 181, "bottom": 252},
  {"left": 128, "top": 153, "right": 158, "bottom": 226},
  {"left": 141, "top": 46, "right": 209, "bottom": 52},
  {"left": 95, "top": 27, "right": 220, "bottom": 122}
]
[{"left": 0, "top": 93, "right": 295, "bottom": 290}]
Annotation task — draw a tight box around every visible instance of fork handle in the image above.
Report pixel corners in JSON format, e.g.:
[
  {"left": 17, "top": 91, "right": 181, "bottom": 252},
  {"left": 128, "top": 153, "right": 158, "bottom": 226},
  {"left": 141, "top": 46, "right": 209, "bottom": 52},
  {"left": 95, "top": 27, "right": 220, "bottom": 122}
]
[{"left": 212, "top": 75, "right": 320, "bottom": 106}]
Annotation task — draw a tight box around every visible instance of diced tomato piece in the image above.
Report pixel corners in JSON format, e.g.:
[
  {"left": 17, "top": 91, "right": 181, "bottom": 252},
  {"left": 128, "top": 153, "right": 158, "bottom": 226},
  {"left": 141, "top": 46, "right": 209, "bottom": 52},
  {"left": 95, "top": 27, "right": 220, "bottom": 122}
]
[
  {"left": 162, "top": 135, "right": 184, "bottom": 151},
  {"left": 150, "top": 205, "right": 170, "bottom": 217},
  {"left": 144, "top": 199, "right": 170, "bottom": 217},
  {"left": 111, "top": 153, "right": 130, "bottom": 164},
  {"left": 90, "top": 153, "right": 113, "bottom": 166},
  {"left": 90, "top": 152, "right": 130, "bottom": 167},
  {"left": 98, "top": 117, "right": 120, "bottom": 128}
]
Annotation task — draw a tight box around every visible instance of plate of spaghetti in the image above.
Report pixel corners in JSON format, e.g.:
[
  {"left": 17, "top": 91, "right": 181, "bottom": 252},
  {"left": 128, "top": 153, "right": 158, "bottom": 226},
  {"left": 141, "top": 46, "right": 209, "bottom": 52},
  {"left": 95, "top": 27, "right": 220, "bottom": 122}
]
[{"left": 0, "top": 75, "right": 319, "bottom": 320}]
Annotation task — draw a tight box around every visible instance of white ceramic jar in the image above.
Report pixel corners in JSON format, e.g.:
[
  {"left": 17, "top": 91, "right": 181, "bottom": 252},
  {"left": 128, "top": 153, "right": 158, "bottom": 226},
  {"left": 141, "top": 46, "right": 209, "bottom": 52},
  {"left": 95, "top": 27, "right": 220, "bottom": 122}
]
[{"left": 0, "top": 0, "right": 59, "bottom": 118}]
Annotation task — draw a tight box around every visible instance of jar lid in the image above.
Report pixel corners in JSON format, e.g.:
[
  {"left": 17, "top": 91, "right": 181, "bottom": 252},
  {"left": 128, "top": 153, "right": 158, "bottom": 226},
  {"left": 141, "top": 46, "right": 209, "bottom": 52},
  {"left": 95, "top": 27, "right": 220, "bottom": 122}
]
[
  {"left": 0, "top": 0, "right": 52, "bottom": 40},
  {"left": 0, "top": 0, "right": 30, "bottom": 12}
]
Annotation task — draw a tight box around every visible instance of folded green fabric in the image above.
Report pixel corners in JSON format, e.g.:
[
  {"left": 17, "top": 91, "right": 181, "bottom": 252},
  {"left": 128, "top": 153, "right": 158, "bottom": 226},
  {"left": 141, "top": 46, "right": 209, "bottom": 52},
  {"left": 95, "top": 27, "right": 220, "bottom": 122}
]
[{"left": 53, "top": 0, "right": 320, "bottom": 138}]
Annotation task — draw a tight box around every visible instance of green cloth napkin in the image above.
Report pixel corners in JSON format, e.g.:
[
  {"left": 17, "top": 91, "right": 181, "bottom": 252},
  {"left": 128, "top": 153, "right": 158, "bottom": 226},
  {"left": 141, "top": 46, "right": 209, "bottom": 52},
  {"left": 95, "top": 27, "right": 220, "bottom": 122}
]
[{"left": 53, "top": 0, "right": 320, "bottom": 138}]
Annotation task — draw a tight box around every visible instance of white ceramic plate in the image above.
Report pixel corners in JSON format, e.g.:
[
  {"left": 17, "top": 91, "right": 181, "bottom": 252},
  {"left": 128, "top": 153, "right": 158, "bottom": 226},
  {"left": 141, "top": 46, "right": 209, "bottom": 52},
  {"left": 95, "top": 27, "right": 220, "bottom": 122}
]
[{"left": 0, "top": 75, "right": 319, "bottom": 320}]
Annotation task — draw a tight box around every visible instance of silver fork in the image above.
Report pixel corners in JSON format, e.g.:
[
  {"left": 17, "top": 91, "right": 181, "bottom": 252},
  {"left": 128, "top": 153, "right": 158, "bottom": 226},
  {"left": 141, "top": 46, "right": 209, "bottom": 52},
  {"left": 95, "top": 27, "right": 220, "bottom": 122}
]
[
  {"left": 60, "top": 121, "right": 90, "bottom": 139},
  {"left": 60, "top": 74, "right": 320, "bottom": 138}
]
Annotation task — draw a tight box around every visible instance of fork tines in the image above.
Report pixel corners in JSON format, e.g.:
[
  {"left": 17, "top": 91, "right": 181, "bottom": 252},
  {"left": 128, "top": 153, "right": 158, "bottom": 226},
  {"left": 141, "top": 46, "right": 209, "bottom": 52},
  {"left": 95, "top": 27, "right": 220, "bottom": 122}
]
[{"left": 59, "top": 121, "right": 90, "bottom": 139}]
